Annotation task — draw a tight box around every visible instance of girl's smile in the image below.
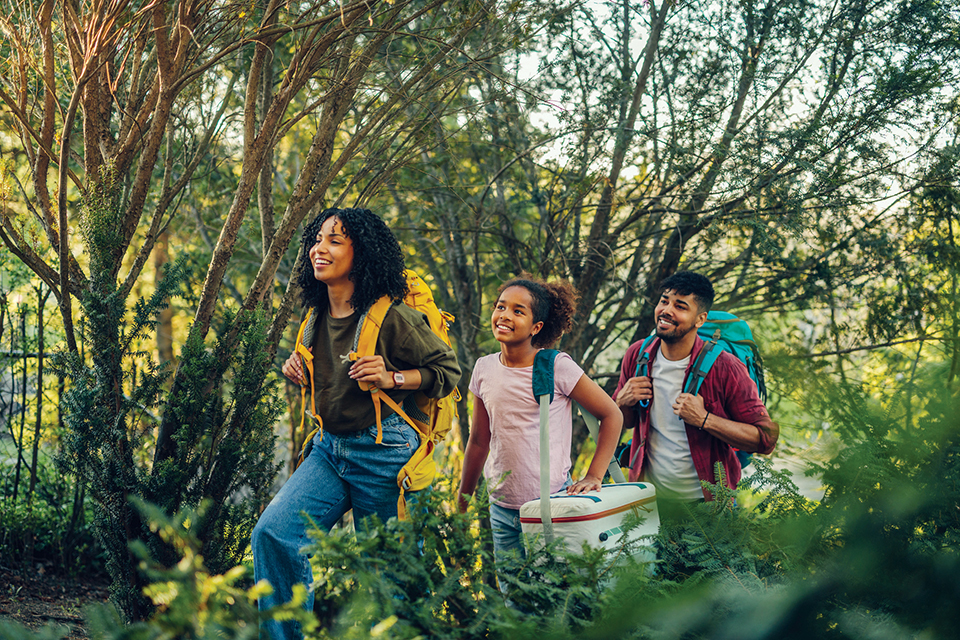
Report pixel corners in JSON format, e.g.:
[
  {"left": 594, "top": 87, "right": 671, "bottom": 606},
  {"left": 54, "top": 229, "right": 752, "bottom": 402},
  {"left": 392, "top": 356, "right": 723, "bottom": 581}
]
[{"left": 492, "top": 286, "right": 543, "bottom": 346}]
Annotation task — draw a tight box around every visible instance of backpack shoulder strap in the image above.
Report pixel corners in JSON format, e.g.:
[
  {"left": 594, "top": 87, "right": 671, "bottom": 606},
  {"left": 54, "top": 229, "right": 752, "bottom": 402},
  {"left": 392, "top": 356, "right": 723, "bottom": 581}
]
[
  {"left": 684, "top": 329, "right": 722, "bottom": 396},
  {"left": 635, "top": 335, "right": 658, "bottom": 408},
  {"left": 532, "top": 348, "right": 559, "bottom": 543},
  {"left": 347, "top": 295, "right": 394, "bottom": 444},
  {"left": 354, "top": 295, "right": 393, "bottom": 359},
  {"left": 532, "top": 348, "right": 560, "bottom": 402},
  {"left": 294, "top": 307, "right": 322, "bottom": 466},
  {"left": 634, "top": 335, "right": 658, "bottom": 378}
]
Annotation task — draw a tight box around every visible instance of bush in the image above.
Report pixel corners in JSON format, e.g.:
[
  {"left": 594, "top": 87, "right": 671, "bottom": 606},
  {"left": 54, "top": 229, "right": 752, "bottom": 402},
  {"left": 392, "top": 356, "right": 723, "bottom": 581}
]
[
  {"left": 0, "top": 451, "right": 104, "bottom": 576},
  {"left": 306, "top": 485, "right": 668, "bottom": 639},
  {"left": 84, "top": 498, "right": 316, "bottom": 640},
  {"left": 8, "top": 381, "right": 960, "bottom": 639}
]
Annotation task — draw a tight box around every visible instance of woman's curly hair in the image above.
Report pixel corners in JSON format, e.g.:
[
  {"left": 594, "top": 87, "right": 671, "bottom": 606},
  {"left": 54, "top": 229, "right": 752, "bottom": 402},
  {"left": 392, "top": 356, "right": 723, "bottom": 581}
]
[
  {"left": 498, "top": 273, "right": 579, "bottom": 348},
  {"left": 296, "top": 208, "right": 409, "bottom": 313}
]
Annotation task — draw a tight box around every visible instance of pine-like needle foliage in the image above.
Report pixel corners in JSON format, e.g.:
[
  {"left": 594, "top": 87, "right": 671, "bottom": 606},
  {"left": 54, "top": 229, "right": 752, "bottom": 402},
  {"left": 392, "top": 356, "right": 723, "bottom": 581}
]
[
  {"left": 53, "top": 189, "right": 282, "bottom": 621},
  {"left": 305, "top": 486, "right": 648, "bottom": 639}
]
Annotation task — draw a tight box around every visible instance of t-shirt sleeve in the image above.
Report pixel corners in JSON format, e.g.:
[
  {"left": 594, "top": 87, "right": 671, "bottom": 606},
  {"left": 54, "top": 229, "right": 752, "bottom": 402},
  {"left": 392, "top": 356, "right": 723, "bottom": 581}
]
[
  {"left": 469, "top": 358, "right": 484, "bottom": 400},
  {"left": 554, "top": 352, "right": 585, "bottom": 398}
]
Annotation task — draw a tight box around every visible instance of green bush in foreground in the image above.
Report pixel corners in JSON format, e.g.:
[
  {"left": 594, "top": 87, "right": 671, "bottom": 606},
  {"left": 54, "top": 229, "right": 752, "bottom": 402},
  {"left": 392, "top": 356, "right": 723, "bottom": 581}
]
[
  {"left": 4, "top": 384, "right": 959, "bottom": 639},
  {"left": 84, "top": 499, "right": 314, "bottom": 640},
  {"left": 305, "top": 486, "right": 658, "bottom": 639},
  {"left": 302, "top": 469, "right": 811, "bottom": 640}
]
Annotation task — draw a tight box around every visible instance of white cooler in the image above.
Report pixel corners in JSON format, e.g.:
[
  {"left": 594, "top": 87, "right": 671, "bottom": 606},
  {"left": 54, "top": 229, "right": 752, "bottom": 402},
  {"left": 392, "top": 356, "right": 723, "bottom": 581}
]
[{"left": 519, "top": 482, "right": 660, "bottom": 563}]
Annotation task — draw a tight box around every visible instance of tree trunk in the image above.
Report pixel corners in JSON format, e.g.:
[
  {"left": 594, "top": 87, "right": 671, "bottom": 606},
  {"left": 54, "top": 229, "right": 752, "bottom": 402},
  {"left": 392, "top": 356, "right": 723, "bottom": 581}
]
[
  {"left": 154, "top": 231, "right": 175, "bottom": 365},
  {"left": 28, "top": 287, "right": 50, "bottom": 500},
  {"left": 12, "top": 307, "right": 27, "bottom": 503}
]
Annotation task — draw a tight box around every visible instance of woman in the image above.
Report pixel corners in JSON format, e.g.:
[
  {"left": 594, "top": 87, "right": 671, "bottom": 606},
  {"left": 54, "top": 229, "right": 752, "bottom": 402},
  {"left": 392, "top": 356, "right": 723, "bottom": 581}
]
[{"left": 252, "top": 207, "right": 461, "bottom": 640}]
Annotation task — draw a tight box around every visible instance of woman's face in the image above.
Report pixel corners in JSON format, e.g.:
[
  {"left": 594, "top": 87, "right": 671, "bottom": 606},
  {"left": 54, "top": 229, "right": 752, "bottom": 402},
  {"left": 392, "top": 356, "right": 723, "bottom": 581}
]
[
  {"left": 308, "top": 216, "right": 354, "bottom": 286},
  {"left": 492, "top": 285, "right": 543, "bottom": 346}
]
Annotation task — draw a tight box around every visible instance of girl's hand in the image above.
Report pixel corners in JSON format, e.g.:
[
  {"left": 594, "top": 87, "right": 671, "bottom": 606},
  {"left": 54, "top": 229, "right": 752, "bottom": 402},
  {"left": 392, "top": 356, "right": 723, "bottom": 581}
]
[
  {"left": 566, "top": 475, "right": 603, "bottom": 494},
  {"left": 456, "top": 489, "right": 470, "bottom": 513},
  {"left": 349, "top": 355, "right": 392, "bottom": 388},
  {"left": 282, "top": 348, "right": 309, "bottom": 385}
]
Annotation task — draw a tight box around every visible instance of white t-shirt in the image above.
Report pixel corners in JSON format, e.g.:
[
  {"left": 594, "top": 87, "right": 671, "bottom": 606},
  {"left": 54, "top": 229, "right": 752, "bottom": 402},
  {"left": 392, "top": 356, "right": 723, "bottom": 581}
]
[
  {"left": 469, "top": 351, "right": 584, "bottom": 509},
  {"left": 646, "top": 349, "right": 702, "bottom": 501}
]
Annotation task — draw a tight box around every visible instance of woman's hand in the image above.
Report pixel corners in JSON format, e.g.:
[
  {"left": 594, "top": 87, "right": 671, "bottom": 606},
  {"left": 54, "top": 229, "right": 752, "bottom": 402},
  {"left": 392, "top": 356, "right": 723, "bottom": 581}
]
[
  {"left": 282, "top": 348, "right": 309, "bottom": 385},
  {"left": 349, "top": 355, "right": 393, "bottom": 388}
]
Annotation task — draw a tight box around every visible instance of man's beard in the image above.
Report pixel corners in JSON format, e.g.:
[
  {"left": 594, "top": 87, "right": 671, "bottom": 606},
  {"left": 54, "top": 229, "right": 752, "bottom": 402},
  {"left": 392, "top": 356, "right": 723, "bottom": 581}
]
[{"left": 656, "top": 319, "right": 697, "bottom": 344}]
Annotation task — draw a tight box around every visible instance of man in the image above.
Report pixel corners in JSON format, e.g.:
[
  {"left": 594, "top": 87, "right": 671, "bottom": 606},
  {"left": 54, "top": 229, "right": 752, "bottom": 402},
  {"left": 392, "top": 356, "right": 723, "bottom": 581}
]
[{"left": 613, "top": 271, "right": 778, "bottom": 513}]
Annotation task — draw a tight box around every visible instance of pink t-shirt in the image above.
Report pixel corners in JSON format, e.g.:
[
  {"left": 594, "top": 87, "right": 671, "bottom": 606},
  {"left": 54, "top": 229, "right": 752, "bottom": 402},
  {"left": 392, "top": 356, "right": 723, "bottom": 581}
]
[{"left": 469, "top": 351, "right": 584, "bottom": 509}]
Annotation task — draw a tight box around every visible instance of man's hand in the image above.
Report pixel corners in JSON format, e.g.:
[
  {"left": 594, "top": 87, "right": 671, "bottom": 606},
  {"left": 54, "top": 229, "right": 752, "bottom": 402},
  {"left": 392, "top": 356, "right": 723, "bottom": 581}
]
[
  {"left": 566, "top": 475, "right": 603, "bottom": 494},
  {"left": 673, "top": 392, "right": 707, "bottom": 428},
  {"left": 615, "top": 376, "right": 652, "bottom": 408}
]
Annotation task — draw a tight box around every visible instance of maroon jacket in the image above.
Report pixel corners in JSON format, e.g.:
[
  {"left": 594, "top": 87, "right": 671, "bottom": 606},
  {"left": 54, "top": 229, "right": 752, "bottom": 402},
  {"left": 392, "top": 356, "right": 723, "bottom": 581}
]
[{"left": 614, "top": 335, "right": 777, "bottom": 500}]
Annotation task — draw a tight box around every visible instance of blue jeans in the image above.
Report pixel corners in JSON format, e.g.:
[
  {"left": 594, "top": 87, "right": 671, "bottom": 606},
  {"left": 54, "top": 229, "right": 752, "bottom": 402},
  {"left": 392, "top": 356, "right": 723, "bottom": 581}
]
[
  {"left": 489, "top": 476, "right": 572, "bottom": 591},
  {"left": 252, "top": 413, "right": 418, "bottom": 640},
  {"left": 489, "top": 503, "right": 526, "bottom": 566}
]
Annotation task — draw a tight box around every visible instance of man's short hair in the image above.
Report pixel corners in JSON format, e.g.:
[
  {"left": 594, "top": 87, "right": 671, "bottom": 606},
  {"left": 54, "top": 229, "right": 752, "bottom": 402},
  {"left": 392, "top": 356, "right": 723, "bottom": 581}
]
[{"left": 659, "top": 271, "right": 714, "bottom": 313}]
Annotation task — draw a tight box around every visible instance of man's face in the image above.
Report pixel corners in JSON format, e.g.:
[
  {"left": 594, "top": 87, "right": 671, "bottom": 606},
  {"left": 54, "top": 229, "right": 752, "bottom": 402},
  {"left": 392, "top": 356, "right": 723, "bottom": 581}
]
[{"left": 654, "top": 289, "right": 707, "bottom": 344}]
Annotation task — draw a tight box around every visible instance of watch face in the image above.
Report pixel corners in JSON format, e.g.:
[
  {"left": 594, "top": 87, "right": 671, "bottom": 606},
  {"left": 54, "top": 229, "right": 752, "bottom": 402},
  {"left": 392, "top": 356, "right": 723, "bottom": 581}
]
[{"left": 394, "top": 371, "right": 405, "bottom": 387}]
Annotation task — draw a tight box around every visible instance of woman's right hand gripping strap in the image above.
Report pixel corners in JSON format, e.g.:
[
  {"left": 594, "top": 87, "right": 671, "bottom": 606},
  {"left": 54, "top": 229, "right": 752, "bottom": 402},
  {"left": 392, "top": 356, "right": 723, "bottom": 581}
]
[{"left": 295, "top": 309, "right": 322, "bottom": 440}]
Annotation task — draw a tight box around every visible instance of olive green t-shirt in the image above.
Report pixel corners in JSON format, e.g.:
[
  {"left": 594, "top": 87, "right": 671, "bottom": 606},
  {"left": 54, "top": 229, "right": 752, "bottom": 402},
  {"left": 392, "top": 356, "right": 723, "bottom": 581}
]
[{"left": 310, "top": 303, "right": 460, "bottom": 435}]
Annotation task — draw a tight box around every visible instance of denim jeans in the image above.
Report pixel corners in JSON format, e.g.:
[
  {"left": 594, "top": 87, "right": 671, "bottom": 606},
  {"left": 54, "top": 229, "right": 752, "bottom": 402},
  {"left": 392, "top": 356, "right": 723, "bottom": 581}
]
[
  {"left": 489, "top": 503, "right": 525, "bottom": 565},
  {"left": 489, "top": 475, "right": 571, "bottom": 592},
  {"left": 252, "top": 413, "right": 418, "bottom": 640}
]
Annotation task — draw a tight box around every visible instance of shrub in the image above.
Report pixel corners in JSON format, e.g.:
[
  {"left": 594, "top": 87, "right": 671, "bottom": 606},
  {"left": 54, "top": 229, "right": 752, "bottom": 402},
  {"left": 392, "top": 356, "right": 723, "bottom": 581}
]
[
  {"left": 83, "top": 498, "right": 315, "bottom": 640},
  {"left": 305, "top": 485, "right": 664, "bottom": 639},
  {"left": 0, "top": 453, "right": 104, "bottom": 576}
]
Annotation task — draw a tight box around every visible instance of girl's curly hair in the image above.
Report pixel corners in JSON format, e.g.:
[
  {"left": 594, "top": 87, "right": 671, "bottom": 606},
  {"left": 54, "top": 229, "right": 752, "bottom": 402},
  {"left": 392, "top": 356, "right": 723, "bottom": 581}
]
[
  {"left": 296, "top": 208, "right": 408, "bottom": 313},
  {"left": 498, "top": 273, "right": 579, "bottom": 348}
]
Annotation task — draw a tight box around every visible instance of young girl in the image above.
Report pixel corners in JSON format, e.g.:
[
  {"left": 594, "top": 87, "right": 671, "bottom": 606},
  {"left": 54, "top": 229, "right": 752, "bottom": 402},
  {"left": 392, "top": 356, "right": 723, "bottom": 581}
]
[
  {"left": 457, "top": 274, "right": 622, "bottom": 569},
  {"left": 253, "top": 207, "right": 461, "bottom": 640}
]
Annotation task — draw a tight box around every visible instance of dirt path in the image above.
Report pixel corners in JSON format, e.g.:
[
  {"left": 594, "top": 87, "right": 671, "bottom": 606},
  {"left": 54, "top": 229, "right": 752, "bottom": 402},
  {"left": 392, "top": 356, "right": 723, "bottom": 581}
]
[{"left": 0, "top": 567, "right": 110, "bottom": 639}]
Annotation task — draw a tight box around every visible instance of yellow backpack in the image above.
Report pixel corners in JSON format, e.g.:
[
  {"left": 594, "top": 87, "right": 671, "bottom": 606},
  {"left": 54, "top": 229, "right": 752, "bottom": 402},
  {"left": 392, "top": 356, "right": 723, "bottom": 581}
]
[{"left": 293, "top": 269, "right": 460, "bottom": 519}]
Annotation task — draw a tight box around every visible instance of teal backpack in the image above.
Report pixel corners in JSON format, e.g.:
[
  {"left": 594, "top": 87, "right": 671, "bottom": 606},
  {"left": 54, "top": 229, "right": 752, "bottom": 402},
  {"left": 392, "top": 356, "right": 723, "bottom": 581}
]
[{"left": 633, "top": 310, "right": 766, "bottom": 468}]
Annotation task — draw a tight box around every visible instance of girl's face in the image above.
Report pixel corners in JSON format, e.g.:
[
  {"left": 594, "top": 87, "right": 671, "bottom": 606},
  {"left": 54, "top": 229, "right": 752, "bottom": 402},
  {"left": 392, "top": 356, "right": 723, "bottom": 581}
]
[
  {"left": 492, "top": 286, "right": 543, "bottom": 346},
  {"left": 309, "top": 216, "right": 354, "bottom": 286}
]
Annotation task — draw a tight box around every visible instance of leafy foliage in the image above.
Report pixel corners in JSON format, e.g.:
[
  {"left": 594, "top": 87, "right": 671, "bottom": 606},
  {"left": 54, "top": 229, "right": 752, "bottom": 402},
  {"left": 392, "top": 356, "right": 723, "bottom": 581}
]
[
  {"left": 6, "top": 376, "right": 960, "bottom": 639},
  {"left": 52, "top": 196, "right": 282, "bottom": 620},
  {"left": 144, "top": 307, "right": 282, "bottom": 574},
  {"left": 305, "top": 486, "right": 659, "bottom": 639},
  {"left": 0, "top": 465, "right": 104, "bottom": 575},
  {"left": 81, "top": 498, "right": 315, "bottom": 640},
  {"left": 0, "top": 620, "right": 71, "bottom": 640},
  {"left": 307, "top": 487, "right": 510, "bottom": 638}
]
